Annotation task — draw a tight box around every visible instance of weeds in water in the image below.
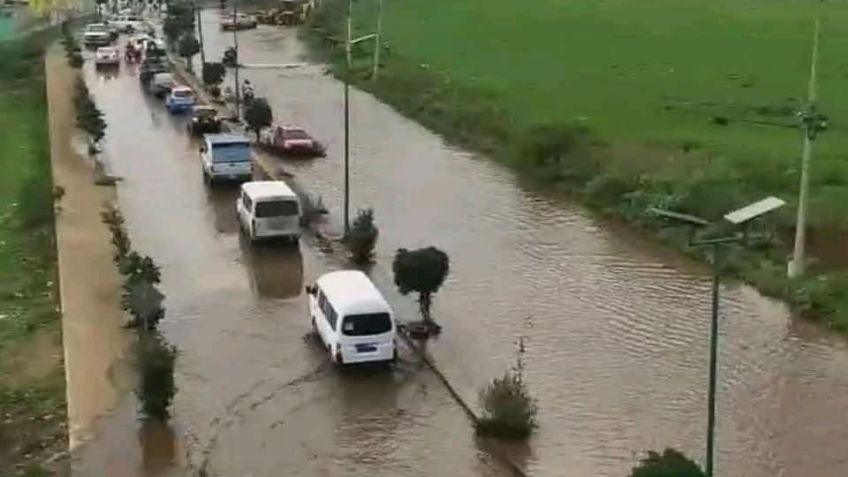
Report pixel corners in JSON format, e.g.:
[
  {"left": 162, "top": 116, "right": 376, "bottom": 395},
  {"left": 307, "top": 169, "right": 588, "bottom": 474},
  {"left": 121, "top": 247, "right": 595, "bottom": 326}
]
[
  {"left": 476, "top": 336, "right": 538, "bottom": 439},
  {"left": 345, "top": 208, "right": 378, "bottom": 264},
  {"left": 629, "top": 448, "right": 705, "bottom": 477}
]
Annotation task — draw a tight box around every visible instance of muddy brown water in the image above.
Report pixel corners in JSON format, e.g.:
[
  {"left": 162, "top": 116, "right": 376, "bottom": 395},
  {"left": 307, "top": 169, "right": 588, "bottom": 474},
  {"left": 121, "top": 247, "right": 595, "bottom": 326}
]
[
  {"left": 70, "top": 13, "right": 848, "bottom": 476},
  {"left": 72, "top": 43, "right": 510, "bottom": 477},
  {"left": 195, "top": 11, "right": 848, "bottom": 477}
]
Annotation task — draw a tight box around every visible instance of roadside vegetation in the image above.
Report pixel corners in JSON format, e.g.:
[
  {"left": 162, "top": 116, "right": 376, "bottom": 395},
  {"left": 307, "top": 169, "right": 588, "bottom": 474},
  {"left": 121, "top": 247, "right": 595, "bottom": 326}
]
[
  {"left": 0, "top": 38, "right": 68, "bottom": 476},
  {"left": 629, "top": 448, "right": 706, "bottom": 477},
  {"left": 476, "top": 337, "right": 538, "bottom": 439},
  {"left": 308, "top": 0, "right": 848, "bottom": 332},
  {"left": 345, "top": 208, "right": 378, "bottom": 264},
  {"left": 392, "top": 246, "right": 449, "bottom": 335}
]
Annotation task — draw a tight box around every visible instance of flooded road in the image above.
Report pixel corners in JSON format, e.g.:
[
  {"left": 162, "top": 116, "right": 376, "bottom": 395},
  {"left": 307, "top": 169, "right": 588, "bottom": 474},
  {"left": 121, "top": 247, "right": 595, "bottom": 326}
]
[
  {"left": 192, "top": 11, "right": 848, "bottom": 477},
  {"left": 73, "top": 48, "right": 509, "bottom": 477}
]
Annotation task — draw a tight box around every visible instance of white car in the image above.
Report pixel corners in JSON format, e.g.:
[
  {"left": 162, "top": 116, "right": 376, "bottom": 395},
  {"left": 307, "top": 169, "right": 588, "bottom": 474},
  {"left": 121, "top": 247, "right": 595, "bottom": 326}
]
[
  {"left": 150, "top": 72, "right": 176, "bottom": 98},
  {"left": 306, "top": 270, "right": 397, "bottom": 366},
  {"left": 109, "top": 14, "right": 144, "bottom": 32},
  {"left": 83, "top": 23, "right": 113, "bottom": 47},
  {"left": 236, "top": 181, "right": 301, "bottom": 242},
  {"left": 94, "top": 46, "right": 120, "bottom": 67}
]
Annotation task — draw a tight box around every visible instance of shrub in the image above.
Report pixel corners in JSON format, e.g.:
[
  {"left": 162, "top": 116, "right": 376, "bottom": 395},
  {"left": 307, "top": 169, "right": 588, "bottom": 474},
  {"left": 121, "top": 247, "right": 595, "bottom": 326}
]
[
  {"left": 345, "top": 208, "right": 378, "bottom": 264},
  {"left": 202, "top": 62, "right": 226, "bottom": 86},
  {"left": 244, "top": 98, "right": 273, "bottom": 140},
  {"left": 393, "top": 247, "right": 450, "bottom": 324},
  {"left": 101, "top": 206, "right": 132, "bottom": 263},
  {"left": 299, "top": 193, "right": 327, "bottom": 227},
  {"left": 629, "top": 448, "right": 705, "bottom": 477},
  {"left": 476, "top": 368, "right": 538, "bottom": 439},
  {"left": 136, "top": 333, "right": 176, "bottom": 422},
  {"left": 511, "top": 123, "right": 595, "bottom": 184}
]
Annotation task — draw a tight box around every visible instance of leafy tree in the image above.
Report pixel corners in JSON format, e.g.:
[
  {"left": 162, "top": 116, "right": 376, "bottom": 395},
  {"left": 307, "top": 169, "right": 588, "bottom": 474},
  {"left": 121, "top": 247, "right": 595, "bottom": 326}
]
[
  {"left": 345, "top": 208, "right": 378, "bottom": 264},
  {"left": 392, "top": 247, "right": 450, "bottom": 323},
  {"left": 202, "top": 62, "right": 226, "bottom": 86},
  {"left": 629, "top": 449, "right": 706, "bottom": 477},
  {"left": 178, "top": 34, "right": 201, "bottom": 73},
  {"left": 163, "top": 3, "right": 195, "bottom": 45},
  {"left": 244, "top": 98, "right": 273, "bottom": 140},
  {"left": 136, "top": 333, "right": 177, "bottom": 422}
]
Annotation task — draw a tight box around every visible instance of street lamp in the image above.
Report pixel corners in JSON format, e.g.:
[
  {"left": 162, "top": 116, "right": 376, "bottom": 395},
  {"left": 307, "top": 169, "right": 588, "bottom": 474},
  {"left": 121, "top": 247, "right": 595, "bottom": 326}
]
[{"left": 649, "top": 196, "right": 785, "bottom": 477}]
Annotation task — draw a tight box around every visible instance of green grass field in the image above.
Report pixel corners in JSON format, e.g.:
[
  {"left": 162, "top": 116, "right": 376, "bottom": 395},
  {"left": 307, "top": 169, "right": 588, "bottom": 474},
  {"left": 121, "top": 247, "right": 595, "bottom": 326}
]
[
  {"left": 312, "top": 0, "right": 848, "bottom": 329},
  {"left": 0, "top": 40, "right": 67, "bottom": 476}
]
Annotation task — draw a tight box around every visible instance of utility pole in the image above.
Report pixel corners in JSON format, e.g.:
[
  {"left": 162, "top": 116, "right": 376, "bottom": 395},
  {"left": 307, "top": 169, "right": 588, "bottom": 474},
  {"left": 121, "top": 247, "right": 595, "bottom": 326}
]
[
  {"left": 788, "top": 17, "right": 825, "bottom": 278},
  {"left": 372, "top": 0, "right": 383, "bottom": 80},
  {"left": 232, "top": 0, "right": 241, "bottom": 120},
  {"left": 195, "top": 2, "right": 206, "bottom": 71},
  {"left": 343, "top": 0, "right": 352, "bottom": 234}
]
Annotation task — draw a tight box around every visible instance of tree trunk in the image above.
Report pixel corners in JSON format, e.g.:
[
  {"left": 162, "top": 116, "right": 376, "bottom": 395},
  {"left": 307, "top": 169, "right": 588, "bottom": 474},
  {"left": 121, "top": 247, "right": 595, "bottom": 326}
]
[{"left": 419, "top": 292, "right": 432, "bottom": 323}]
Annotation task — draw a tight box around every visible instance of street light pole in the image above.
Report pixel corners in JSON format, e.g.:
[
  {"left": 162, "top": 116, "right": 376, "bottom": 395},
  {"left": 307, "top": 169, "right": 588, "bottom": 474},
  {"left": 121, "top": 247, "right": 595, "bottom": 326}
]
[
  {"left": 232, "top": 0, "right": 240, "bottom": 120},
  {"left": 372, "top": 0, "right": 383, "bottom": 80},
  {"left": 788, "top": 16, "right": 821, "bottom": 278},
  {"left": 195, "top": 2, "right": 206, "bottom": 72},
  {"left": 650, "top": 197, "right": 785, "bottom": 477},
  {"left": 343, "top": 0, "right": 352, "bottom": 234},
  {"left": 705, "top": 242, "right": 720, "bottom": 477}
]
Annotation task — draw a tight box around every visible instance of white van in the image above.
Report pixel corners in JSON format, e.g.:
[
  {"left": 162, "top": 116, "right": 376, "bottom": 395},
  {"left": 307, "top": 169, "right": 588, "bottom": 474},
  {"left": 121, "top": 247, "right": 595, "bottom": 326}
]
[
  {"left": 200, "top": 133, "right": 253, "bottom": 184},
  {"left": 306, "top": 271, "right": 396, "bottom": 365},
  {"left": 236, "top": 181, "right": 300, "bottom": 242}
]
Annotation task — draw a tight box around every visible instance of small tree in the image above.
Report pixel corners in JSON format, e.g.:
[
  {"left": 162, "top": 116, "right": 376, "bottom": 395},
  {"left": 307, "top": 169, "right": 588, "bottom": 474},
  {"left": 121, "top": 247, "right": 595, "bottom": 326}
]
[
  {"left": 136, "top": 333, "right": 177, "bottom": 422},
  {"left": 163, "top": 3, "right": 195, "bottom": 45},
  {"left": 392, "top": 247, "right": 450, "bottom": 324},
  {"left": 202, "top": 62, "right": 226, "bottom": 96},
  {"left": 629, "top": 449, "right": 705, "bottom": 477},
  {"left": 178, "top": 34, "right": 201, "bottom": 73},
  {"left": 244, "top": 98, "right": 273, "bottom": 140},
  {"left": 346, "top": 208, "right": 378, "bottom": 264}
]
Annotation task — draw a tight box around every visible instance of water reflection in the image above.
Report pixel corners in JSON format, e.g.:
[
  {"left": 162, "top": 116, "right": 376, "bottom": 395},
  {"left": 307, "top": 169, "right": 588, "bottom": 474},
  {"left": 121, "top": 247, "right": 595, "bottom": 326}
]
[{"left": 239, "top": 235, "right": 304, "bottom": 299}]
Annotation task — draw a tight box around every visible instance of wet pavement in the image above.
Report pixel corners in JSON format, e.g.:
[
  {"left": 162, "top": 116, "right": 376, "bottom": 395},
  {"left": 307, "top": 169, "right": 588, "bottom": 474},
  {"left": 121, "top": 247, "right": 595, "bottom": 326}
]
[
  {"left": 69, "top": 12, "right": 848, "bottom": 477},
  {"left": 193, "top": 10, "right": 848, "bottom": 477},
  {"left": 72, "top": 44, "right": 509, "bottom": 477}
]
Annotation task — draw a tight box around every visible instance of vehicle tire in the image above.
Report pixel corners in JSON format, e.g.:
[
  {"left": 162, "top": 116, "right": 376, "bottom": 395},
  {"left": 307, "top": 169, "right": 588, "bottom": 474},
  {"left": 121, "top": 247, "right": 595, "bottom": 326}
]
[
  {"left": 202, "top": 169, "right": 211, "bottom": 186},
  {"left": 249, "top": 221, "right": 256, "bottom": 241}
]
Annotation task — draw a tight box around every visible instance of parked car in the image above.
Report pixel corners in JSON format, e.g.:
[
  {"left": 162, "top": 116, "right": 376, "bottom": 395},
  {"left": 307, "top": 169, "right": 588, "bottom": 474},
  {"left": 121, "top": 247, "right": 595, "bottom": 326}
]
[
  {"left": 150, "top": 72, "right": 177, "bottom": 98},
  {"left": 221, "top": 13, "right": 258, "bottom": 30},
  {"left": 187, "top": 106, "right": 222, "bottom": 135},
  {"left": 306, "top": 270, "right": 397, "bottom": 366},
  {"left": 200, "top": 133, "right": 253, "bottom": 184},
  {"left": 258, "top": 125, "right": 325, "bottom": 157},
  {"left": 94, "top": 46, "right": 120, "bottom": 67},
  {"left": 109, "top": 14, "right": 144, "bottom": 33},
  {"left": 83, "top": 23, "right": 113, "bottom": 47},
  {"left": 236, "top": 181, "right": 300, "bottom": 242},
  {"left": 166, "top": 86, "right": 196, "bottom": 113}
]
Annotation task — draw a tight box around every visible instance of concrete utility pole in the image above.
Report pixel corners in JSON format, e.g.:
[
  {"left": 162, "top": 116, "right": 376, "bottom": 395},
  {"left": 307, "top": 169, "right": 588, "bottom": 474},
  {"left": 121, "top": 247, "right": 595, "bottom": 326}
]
[
  {"left": 342, "top": 0, "right": 382, "bottom": 233},
  {"left": 195, "top": 2, "right": 206, "bottom": 71},
  {"left": 788, "top": 17, "right": 825, "bottom": 278},
  {"left": 232, "top": 0, "right": 240, "bottom": 119},
  {"left": 372, "top": 0, "right": 383, "bottom": 80}
]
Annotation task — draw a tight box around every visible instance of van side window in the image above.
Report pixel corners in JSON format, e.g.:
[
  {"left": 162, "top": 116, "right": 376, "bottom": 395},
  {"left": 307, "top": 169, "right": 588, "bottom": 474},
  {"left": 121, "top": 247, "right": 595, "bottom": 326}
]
[
  {"left": 242, "top": 192, "right": 252, "bottom": 212},
  {"left": 317, "top": 290, "right": 337, "bottom": 330}
]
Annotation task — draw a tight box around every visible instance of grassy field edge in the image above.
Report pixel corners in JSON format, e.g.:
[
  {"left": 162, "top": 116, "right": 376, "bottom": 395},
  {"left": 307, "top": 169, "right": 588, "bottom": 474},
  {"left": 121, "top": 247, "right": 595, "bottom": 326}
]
[
  {"left": 0, "top": 35, "right": 69, "bottom": 477},
  {"left": 303, "top": 0, "right": 848, "bottom": 333}
]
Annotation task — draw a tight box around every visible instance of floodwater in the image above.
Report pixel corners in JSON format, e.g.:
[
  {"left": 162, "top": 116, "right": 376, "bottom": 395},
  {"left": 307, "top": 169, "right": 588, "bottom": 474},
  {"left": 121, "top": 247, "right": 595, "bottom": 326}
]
[
  {"left": 72, "top": 46, "right": 509, "bottom": 477},
  {"left": 189, "top": 10, "right": 848, "bottom": 477}
]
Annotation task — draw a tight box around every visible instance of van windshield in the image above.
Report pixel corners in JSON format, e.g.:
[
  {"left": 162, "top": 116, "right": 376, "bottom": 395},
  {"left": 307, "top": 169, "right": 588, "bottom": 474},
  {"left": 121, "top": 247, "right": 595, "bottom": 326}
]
[
  {"left": 341, "top": 313, "right": 392, "bottom": 336},
  {"left": 255, "top": 200, "right": 298, "bottom": 217}
]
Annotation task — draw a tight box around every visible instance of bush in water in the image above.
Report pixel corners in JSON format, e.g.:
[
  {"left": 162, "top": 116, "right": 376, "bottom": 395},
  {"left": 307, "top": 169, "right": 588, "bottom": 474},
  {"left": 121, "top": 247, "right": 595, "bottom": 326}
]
[
  {"left": 392, "top": 246, "right": 449, "bottom": 325},
  {"left": 476, "top": 336, "right": 538, "bottom": 439},
  {"left": 73, "top": 78, "right": 106, "bottom": 144},
  {"left": 244, "top": 98, "right": 273, "bottom": 140},
  {"left": 136, "top": 333, "right": 177, "bottom": 422},
  {"left": 101, "top": 206, "right": 132, "bottom": 263},
  {"left": 629, "top": 448, "right": 705, "bottom": 477},
  {"left": 345, "top": 208, "right": 378, "bottom": 264}
]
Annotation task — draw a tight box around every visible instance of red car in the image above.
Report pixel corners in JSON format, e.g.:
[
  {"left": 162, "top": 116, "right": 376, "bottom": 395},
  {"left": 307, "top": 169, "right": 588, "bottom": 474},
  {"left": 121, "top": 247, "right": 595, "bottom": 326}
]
[{"left": 259, "top": 125, "right": 325, "bottom": 157}]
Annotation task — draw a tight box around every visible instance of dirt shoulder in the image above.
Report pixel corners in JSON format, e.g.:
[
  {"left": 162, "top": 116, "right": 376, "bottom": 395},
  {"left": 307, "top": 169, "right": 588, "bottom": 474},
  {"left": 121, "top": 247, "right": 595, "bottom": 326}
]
[{"left": 44, "top": 45, "right": 130, "bottom": 452}]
